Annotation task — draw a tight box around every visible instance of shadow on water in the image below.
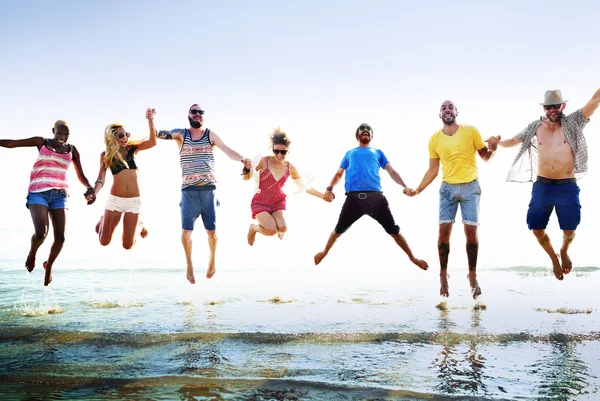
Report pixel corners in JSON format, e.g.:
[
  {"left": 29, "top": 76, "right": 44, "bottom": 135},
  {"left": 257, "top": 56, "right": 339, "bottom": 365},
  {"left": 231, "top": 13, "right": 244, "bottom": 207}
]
[
  {"left": 532, "top": 332, "right": 595, "bottom": 400},
  {"left": 431, "top": 309, "right": 490, "bottom": 397}
]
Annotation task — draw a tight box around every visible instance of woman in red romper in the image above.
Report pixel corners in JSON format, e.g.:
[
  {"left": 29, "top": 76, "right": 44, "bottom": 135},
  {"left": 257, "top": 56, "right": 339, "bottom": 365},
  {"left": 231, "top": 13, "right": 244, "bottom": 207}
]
[{"left": 246, "top": 128, "right": 325, "bottom": 245}]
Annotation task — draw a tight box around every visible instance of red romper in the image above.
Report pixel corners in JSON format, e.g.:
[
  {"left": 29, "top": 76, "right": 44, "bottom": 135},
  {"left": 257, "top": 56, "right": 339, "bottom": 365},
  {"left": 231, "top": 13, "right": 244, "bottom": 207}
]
[{"left": 250, "top": 158, "right": 291, "bottom": 219}]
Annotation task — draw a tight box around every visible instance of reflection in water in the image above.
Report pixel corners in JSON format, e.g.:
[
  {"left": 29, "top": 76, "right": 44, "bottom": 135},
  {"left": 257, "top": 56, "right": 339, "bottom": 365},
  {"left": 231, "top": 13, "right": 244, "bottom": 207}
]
[
  {"left": 431, "top": 309, "right": 489, "bottom": 397},
  {"left": 533, "top": 333, "right": 593, "bottom": 399}
]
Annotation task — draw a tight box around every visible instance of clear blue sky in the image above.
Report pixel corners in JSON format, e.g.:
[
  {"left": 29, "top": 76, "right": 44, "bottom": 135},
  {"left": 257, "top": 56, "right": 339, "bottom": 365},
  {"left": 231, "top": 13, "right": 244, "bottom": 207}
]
[{"left": 1, "top": 1, "right": 598, "bottom": 270}]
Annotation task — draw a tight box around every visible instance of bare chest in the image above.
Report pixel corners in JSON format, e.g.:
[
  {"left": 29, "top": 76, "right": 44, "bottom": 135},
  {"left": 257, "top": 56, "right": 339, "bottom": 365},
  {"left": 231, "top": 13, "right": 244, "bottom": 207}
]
[{"left": 536, "top": 123, "right": 570, "bottom": 150}]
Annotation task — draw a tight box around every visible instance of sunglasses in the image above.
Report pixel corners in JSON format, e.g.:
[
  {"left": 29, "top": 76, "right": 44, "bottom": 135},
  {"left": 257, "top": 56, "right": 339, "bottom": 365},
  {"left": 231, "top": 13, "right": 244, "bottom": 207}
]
[
  {"left": 543, "top": 104, "right": 562, "bottom": 110},
  {"left": 116, "top": 132, "right": 131, "bottom": 139},
  {"left": 190, "top": 109, "right": 205, "bottom": 115},
  {"left": 273, "top": 149, "right": 288, "bottom": 155},
  {"left": 359, "top": 125, "right": 372, "bottom": 131}
]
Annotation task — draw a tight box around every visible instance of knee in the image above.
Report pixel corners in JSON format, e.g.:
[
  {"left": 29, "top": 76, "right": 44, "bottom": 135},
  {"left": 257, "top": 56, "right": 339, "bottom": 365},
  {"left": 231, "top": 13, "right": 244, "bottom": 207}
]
[
  {"left": 33, "top": 231, "right": 47, "bottom": 242},
  {"left": 563, "top": 230, "right": 576, "bottom": 240},
  {"left": 532, "top": 229, "right": 546, "bottom": 239},
  {"left": 54, "top": 234, "right": 66, "bottom": 245},
  {"left": 264, "top": 228, "right": 278, "bottom": 236},
  {"left": 206, "top": 230, "right": 217, "bottom": 239}
]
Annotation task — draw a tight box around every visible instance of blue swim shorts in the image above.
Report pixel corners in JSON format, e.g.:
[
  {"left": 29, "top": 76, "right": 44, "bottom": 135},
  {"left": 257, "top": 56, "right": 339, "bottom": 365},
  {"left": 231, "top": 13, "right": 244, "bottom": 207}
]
[
  {"left": 26, "top": 189, "right": 68, "bottom": 210},
  {"left": 439, "top": 179, "right": 481, "bottom": 226},
  {"left": 180, "top": 185, "right": 219, "bottom": 231},
  {"left": 527, "top": 177, "right": 580, "bottom": 230}
]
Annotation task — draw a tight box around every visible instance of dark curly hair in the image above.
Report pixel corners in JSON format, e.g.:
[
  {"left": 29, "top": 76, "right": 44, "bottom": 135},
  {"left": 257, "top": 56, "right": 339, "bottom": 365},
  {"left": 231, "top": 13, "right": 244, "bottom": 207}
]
[{"left": 270, "top": 127, "right": 291, "bottom": 147}]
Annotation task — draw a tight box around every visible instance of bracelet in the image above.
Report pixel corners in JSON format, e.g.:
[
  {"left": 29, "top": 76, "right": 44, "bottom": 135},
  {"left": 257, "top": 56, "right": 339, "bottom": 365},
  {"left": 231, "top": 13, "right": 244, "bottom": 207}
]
[
  {"left": 95, "top": 179, "right": 104, "bottom": 186},
  {"left": 326, "top": 186, "right": 333, "bottom": 191}
]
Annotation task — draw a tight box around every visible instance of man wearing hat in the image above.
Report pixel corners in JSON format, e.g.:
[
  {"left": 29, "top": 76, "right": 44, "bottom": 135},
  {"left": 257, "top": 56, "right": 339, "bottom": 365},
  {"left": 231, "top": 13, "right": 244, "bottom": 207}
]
[{"left": 493, "top": 88, "right": 600, "bottom": 280}]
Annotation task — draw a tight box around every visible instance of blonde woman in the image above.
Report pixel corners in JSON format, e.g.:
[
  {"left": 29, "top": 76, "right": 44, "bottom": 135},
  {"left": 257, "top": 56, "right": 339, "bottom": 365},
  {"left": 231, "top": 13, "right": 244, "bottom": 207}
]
[
  {"left": 93, "top": 108, "right": 157, "bottom": 249},
  {"left": 245, "top": 128, "right": 326, "bottom": 245}
]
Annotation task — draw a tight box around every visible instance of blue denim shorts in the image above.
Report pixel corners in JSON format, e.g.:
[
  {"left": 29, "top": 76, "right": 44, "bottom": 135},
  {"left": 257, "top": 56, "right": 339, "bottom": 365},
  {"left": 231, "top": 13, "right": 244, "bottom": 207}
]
[
  {"left": 180, "top": 186, "right": 219, "bottom": 231},
  {"left": 26, "top": 189, "right": 68, "bottom": 210},
  {"left": 439, "top": 179, "right": 481, "bottom": 226},
  {"left": 527, "top": 178, "right": 580, "bottom": 230}
]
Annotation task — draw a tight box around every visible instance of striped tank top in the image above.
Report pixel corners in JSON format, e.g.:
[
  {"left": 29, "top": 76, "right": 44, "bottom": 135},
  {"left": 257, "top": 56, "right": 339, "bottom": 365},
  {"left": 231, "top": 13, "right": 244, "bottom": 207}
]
[
  {"left": 179, "top": 128, "right": 216, "bottom": 189},
  {"left": 28, "top": 144, "right": 72, "bottom": 193}
]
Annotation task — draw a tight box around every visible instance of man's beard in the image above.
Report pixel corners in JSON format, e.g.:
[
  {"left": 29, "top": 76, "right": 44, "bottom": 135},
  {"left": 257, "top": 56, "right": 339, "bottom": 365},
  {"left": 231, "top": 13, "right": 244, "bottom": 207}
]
[
  {"left": 188, "top": 117, "right": 203, "bottom": 128},
  {"left": 547, "top": 111, "right": 564, "bottom": 123},
  {"left": 443, "top": 117, "right": 456, "bottom": 126},
  {"left": 359, "top": 135, "right": 371, "bottom": 145}
]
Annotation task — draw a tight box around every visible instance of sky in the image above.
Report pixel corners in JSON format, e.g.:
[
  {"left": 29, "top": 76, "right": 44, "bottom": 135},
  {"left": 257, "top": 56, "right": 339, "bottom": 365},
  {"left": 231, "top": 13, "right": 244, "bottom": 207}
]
[{"left": 0, "top": 0, "right": 598, "bottom": 273}]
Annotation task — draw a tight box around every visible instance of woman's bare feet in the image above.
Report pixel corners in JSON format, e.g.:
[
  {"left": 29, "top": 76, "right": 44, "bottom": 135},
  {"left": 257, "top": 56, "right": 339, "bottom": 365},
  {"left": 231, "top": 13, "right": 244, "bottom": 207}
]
[
  {"left": 440, "top": 272, "right": 450, "bottom": 298},
  {"left": 43, "top": 261, "right": 53, "bottom": 286},
  {"left": 25, "top": 252, "right": 36, "bottom": 272},
  {"left": 139, "top": 221, "right": 148, "bottom": 238},
  {"left": 468, "top": 271, "right": 482, "bottom": 299},
  {"left": 551, "top": 253, "right": 563, "bottom": 280},
  {"left": 247, "top": 224, "right": 257, "bottom": 246}
]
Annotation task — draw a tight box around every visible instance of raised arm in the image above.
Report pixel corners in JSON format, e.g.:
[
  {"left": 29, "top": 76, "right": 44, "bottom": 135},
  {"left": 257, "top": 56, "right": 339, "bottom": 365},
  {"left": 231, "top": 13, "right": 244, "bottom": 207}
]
[
  {"left": 289, "top": 163, "right": 324, "bottom": 199},
  {"left": 0, "top": 136, "right": 45, "bottom": 149},
  {"left": 415, "top": 158, "right": 440, "bottom": 195},
  {"left": 209, "top": 131, "right": 251, "bottom": 169},
  {"left": 136, "top": 108, "right": 158, "bottom": 152},
  {"left": 93, "top": 152, "right": 108, "bottom": 195},
  {"left": 71, "top": 145, "right": 96, "bottom": 204},
  {"left": 582, "top": 88, "right": 600, "bottom": 120}
]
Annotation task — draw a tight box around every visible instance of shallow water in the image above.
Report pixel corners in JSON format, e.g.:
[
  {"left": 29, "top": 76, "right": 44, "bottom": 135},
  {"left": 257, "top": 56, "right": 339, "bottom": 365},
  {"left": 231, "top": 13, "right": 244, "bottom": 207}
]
[{"left": 1, "top": 227, "right": 599, "bottom": 400}]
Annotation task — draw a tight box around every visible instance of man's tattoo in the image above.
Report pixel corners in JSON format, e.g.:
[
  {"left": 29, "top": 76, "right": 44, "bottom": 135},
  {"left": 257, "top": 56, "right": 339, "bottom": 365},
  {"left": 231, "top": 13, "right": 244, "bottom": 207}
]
[
  {"left": 466, "top": 241, "right": 479, "bottom": 271},
  {"left": 477, "top": 146, "right": 492, "bottom": 160},
  {"left": 157, "top": 130, "right": 173, "bottom": 140},
  {"left": 438, "top": 242, "right": 450, "bottom": 270}
]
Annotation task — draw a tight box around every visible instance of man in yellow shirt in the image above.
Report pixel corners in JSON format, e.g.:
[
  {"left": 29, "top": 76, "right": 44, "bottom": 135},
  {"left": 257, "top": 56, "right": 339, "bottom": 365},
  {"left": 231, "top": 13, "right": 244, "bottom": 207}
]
[{"left": 409, "top": 100, "right": 497, "bottom": 299}]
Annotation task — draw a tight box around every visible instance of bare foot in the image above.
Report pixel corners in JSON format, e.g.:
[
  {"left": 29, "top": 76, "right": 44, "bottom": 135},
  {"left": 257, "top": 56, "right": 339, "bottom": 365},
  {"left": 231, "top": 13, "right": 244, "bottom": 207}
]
[
  {"left": 561, "top": 250, "right": 573, "bottom": 275},
  {"left": 440, "top": 272, "right": 450, "bottom": 298},
  {"left": 551, "top": 253, "right": 564, "bottom": 281},
  {"left": 186, "top": 266, "right": 196, "bottom": 284},
  {"left": 25, "top": 252, "right": 36, "bottom": 272},
  {"left": 206, "top": 261, "right": 216, "bottom": 279},
  {"left": 247, "top": 224, "right": 257, "bottom": 246},
  {"left": 411, "top": 258, "right": 429, "bottom": 270},
  {"left": 95, "top": 216, "right": 103, "bottom": 234},
  {"left": 139, "top": 222, "right": 148, "bottom": 238},
  {"left": 43, "top": 261, "right": 53, "bottom": 286},
  {"left": 314, "top": 251, "right": 326, "bottom": 265},
  {"left": 468, "top": 271, "right": 482, "bottom": 299}
]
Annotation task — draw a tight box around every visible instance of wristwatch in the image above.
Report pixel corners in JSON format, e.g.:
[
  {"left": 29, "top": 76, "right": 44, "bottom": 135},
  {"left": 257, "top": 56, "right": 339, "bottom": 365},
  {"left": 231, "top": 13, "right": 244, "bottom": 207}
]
[{"left": 326, "top": 186, "right": 333, "bottom": 191}]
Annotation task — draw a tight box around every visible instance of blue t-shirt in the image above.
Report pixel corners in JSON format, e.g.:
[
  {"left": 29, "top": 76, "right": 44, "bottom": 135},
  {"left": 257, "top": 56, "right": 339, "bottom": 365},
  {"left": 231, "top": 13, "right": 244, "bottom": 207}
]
[{"left": 340, "top": 147, "right": 389, "bottom": 192}]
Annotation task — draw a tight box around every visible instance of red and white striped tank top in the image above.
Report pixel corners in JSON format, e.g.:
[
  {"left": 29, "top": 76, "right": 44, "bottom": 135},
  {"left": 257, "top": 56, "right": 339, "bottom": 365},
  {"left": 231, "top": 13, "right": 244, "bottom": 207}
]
[{"left": 28, "top": 144, "right": 72, "bottom": 193}]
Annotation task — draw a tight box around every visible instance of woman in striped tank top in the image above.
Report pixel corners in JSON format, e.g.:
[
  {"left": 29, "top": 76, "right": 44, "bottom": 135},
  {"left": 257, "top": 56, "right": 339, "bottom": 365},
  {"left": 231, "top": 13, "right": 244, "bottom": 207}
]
[
  {"left": 0, "top": 120, "right": 96, "bottom": 286},
  {"left": 92, "top": 108, "right": 157, "bottom": 249},
  {"left": 244, "top": 128, "right": 327, "bottom": 246}
]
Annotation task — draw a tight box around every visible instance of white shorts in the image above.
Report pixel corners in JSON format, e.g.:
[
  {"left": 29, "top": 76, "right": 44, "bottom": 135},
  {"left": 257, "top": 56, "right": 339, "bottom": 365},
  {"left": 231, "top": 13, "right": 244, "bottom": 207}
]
[{"left": 105, "top": 194, "right": 141, "bottom": 214}]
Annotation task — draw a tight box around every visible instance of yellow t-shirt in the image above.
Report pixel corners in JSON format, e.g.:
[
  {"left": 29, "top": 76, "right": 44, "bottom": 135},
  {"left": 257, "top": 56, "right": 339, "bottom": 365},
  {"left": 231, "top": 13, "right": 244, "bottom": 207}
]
[{"left": 428, "top": 125, "right": 486, "bottom": 184}]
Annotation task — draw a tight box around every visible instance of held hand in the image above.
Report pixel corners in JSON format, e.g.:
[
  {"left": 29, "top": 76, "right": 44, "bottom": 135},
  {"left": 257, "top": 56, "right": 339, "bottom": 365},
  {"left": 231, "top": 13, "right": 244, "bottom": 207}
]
[
  {"left": 241, "top": 158, "right": 252, "bottom": 169},
  {"left": 485, "top": 135, "right": 501, "bottom": 151},
  {"left": 323, "top": 190, "right": 335, "bottom": 202},
  {"left": 403, "top": 187, "right": 416, "bottom": 197},
  {"left": 146, "top": 108, "right": 156, "bottom": 121},
  {"left": 84, "top": 188, "right": 96, "bottom": 205}
]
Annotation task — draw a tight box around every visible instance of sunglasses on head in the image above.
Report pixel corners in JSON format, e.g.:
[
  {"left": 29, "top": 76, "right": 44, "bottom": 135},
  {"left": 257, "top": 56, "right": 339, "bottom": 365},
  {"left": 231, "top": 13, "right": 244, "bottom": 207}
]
[
  {"left": 116, "top": 132, "right": 130, "bottom": 139},
  {"left": 273, "top": 149, "right": 288, "bottom": 155},
  {"left": 190, "top": 109, "right": 205, "bottom": 115},
  {"left": 543, "top": 104, "right": 562, "bottom": 110},
  {"left": 359, "top": 125, "right": 372, "bottom": 131}
]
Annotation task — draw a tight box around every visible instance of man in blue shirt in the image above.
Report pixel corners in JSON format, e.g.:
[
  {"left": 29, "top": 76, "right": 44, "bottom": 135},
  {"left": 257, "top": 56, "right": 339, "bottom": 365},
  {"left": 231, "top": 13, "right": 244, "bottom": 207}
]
[{"left": 314, "top": 123, "right": 429, "bottom": 271}]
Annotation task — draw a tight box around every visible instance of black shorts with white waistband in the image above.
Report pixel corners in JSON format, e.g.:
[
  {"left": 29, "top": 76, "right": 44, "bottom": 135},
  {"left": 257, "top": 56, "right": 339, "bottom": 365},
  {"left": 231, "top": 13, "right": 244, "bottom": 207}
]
[{"left": 334, "top": 192, "right": 400, "bottom": 235}]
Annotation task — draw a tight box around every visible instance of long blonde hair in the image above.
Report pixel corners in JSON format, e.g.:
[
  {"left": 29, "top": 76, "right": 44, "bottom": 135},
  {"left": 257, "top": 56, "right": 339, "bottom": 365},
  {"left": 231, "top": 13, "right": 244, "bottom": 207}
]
[{"left": 102, "top": 123, "right": 142, "bottom": 169}]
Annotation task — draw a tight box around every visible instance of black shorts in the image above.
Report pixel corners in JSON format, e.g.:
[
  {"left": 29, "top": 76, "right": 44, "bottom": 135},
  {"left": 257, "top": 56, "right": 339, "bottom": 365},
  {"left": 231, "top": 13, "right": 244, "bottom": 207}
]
[{"left": 334, "top": 192, "right": 400, "bottom": 235}]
